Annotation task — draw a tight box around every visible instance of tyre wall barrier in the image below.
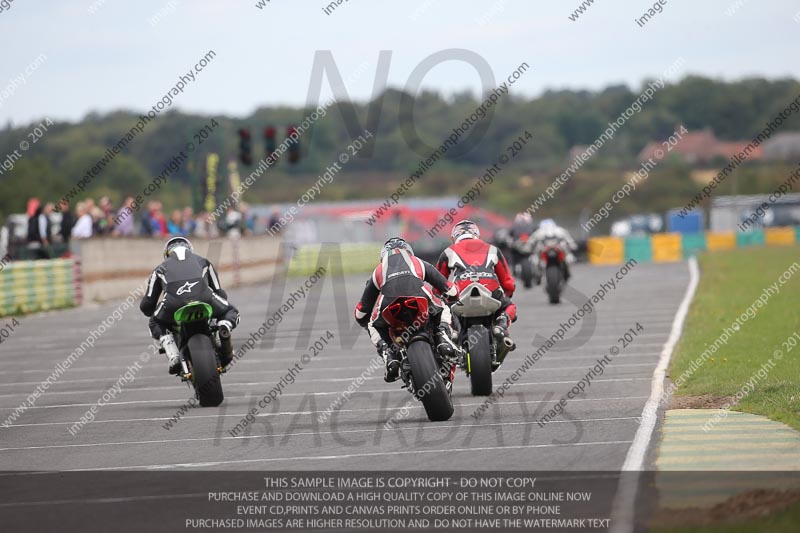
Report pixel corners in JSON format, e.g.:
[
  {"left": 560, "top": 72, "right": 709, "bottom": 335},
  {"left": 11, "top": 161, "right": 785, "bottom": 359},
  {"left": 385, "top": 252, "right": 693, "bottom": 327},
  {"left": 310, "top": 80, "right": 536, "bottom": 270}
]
[
  {"left": 0, "top": 258, "right": 79, "bottom": 317},
  {"left": 587, "top": 227, "right": 800, "bottom": 265}
]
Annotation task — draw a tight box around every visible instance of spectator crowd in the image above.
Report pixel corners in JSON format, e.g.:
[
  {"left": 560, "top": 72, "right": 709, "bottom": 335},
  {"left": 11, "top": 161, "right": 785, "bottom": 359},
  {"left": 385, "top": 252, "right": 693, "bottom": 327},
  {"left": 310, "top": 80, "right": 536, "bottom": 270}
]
[{"left": 18, "top": 196, "right": 265, "bottom": 259}]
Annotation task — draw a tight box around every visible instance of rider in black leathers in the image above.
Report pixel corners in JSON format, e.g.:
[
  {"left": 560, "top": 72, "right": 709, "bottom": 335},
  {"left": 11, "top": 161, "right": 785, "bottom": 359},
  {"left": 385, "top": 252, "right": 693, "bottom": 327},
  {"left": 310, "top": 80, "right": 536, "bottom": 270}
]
[{"left": 139, "top": 237, "right": 239, "bottom": 374}]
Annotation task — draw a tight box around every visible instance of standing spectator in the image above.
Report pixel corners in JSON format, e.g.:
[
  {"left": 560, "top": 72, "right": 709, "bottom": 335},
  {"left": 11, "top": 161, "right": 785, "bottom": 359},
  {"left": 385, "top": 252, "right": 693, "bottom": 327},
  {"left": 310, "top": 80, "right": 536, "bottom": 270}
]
[
  {"left": 91, "top": 206, "right": 108, "bottom": 235},
  {"left": 240, "top": 202, "right": 255, "bottom": 235},
  {"left": 268, "top": 208, "right": 281, "bottom": 233},
  {"left": 71, "top": 202, "right": 93, "bottom": 239},
  {"left": 167, "top": 209, "right": 186, "bottom": 236},
  {"left": 182, "top": 206, "right": 196, "bottom": 235},
  {"left": 113, "top": 196, "right": 136, "bottom": 237},
  {"left": 140, "top": 201, "right": 155, "bottom": 236},
  {"left": 99, "top": 197, "right": 116, "bottom": 235},
  {"left": 193, "top": 211, "right": 217, "bottom": 238},
  {"left": 43, "top": 203, "right": 55, "bottom": 243},
  {"left": 151, "top": 201, "right": 168, "bottom": 236},
  {"left": 26, "top": 197, "right": 40, "bottom": 218},
  {"left": 59, "top": 200, "right": 75, "bottom": 244},
  {"left": 26, "top": 202, "right": 53, "bottom": 259},
  {"left": 221, "top": 206, "right": 242, "bottom": 237}
]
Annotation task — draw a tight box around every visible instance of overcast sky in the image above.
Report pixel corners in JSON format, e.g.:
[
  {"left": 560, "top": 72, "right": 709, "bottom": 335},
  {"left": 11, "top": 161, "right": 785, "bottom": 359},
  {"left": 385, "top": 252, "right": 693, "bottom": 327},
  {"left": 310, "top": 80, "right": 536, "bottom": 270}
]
[{"left": 1, "top": 0, "right": 798, "bottom": 125}]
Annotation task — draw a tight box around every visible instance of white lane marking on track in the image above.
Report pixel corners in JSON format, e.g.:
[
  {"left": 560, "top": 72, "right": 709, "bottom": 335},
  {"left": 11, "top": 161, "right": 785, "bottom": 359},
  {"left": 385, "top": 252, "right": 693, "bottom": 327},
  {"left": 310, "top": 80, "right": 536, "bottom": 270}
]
[
  {"left": 0, "top": 417, "right": 642, "bottom": 452},
  {"left": 0, "top": 364, "right": 657, "bottom": 398},
  {"left": 0, "top": 378, "right": 653, "bottom": 410},
  {"left": 0, "top": 360, "right": 661, "bottom": 389},
  {"left": 609, "top": 257, "right": 699, "bottom": 533},
  {"left": 2, "top": 397, "right": 650, "bottom": 428},
  {"left": 63, "top": 440, "right": 636, "bottom": 471},
  {"left": 1, "top": 342, "right": 672, "bottom": 375}
]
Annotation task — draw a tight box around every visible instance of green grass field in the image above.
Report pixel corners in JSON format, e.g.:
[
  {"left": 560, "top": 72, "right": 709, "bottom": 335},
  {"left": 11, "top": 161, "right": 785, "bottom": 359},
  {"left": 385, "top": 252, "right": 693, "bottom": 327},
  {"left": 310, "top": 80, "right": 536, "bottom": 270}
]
[
  {"left": 654, "top": 501, "right": 800, "bottom": 533},
  {"left": 670, "top": 246, "right": 800, "bottom": 431}
]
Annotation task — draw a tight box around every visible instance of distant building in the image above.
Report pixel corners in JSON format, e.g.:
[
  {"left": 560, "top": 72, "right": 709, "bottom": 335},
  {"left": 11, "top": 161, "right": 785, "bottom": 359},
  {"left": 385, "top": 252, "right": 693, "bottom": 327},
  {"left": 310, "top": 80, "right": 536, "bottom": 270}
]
[
  {"left": 638, "top": 127, "right": 763, "bottom": 165},
  {"left": 710, "top": 193, "right": 800, "bottom": 232},
  {"left": 761, "top": 132, "right": 800, "bottom": 161}
]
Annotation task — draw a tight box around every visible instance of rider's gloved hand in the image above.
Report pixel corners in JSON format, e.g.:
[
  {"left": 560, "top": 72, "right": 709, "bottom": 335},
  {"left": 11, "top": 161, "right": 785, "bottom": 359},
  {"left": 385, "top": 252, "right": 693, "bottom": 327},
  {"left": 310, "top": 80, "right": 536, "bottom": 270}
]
[
  {"left": 354, "top": 301, "right": 370, "bottom": 328},
  {"left": 442, "top": 282, "right": 458, "bottom": 305}
]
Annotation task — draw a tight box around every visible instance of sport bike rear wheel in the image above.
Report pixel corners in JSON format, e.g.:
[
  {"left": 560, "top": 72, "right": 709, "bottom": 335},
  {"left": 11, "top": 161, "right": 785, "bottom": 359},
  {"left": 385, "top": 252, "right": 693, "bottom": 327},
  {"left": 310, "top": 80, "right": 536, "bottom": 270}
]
[
  {"left": 520, "top": 259, "right": 533, "bottom": 289},
  {"left": 466, "top": 325, "right": 492, "bottom": 396},
  {"left": 407, "top": 340, "right": 454, "bottom": 421},
  {"left": 188, "top": 334, "right": 224, "bottom": 407},
  {"left": 546, "top": 264, "right": 562, "bottom": 304}
]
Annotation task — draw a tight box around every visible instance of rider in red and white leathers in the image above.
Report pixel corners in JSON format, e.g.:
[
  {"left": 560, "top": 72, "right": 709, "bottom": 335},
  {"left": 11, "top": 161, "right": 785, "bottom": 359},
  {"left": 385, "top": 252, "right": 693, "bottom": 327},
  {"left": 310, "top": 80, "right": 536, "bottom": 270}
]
[
  {"left": 354, "top": 238, "right": 459, "bottom": 382},
  {"left": 531, "top": 218, "right": 578, "bottom": 281},
  {"left": 436, "top": 220, "right": 518, "bottom": 350}
]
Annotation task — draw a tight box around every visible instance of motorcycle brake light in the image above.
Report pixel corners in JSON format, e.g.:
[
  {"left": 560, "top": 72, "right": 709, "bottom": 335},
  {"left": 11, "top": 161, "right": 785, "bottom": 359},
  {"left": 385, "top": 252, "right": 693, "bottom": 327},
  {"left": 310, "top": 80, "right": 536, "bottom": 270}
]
[{"left": 519, "top": 233, "right": 529, "bottom": 242}]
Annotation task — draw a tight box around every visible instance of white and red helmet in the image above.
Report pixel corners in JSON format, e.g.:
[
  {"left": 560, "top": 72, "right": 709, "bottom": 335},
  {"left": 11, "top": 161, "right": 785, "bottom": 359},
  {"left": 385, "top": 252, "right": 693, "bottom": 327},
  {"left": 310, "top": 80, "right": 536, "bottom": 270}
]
[{"left": 450, "top": 220, "right": 480, "bottom": 243}]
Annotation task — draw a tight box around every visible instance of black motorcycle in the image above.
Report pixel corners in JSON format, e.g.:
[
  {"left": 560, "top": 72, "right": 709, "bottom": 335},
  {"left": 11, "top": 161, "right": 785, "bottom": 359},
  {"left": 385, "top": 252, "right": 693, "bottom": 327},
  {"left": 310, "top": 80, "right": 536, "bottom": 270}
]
[
  {"left": 172, "top": 301, "right": 226, "bottom": 406},
  {"left": 451, "top": 279, "right": 511, "bottom": 396},
  {"left": 539, "top": 242, "right": 568, "bottom": 304},
  {"left": 511, "top": 233, "right": 537, "bottom": 289}
]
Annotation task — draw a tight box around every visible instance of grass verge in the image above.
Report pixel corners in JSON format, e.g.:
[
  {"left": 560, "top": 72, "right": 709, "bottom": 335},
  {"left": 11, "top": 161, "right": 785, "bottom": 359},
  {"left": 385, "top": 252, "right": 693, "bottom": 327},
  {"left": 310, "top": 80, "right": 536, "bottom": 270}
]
[{"left": 669, "top": 246, "right": 800, "bottom": 430}]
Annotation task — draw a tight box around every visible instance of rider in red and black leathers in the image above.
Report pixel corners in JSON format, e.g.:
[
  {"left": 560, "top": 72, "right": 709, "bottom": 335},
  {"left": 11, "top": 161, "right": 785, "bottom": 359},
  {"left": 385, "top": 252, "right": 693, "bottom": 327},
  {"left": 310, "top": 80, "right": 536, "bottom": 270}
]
[
  {"left": 436, "top": 220, "right": 518, "bottom": 350},
  {"left": 354, "top": 238, "right": 459, "bottom": 382}
]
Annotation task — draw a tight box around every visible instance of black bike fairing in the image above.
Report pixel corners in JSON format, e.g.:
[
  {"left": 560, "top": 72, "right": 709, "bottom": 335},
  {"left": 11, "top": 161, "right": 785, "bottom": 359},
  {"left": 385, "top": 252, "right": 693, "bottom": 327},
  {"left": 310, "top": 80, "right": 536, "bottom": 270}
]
[{"left": 140, "top": 250, "right": 235, "bottom": 332}]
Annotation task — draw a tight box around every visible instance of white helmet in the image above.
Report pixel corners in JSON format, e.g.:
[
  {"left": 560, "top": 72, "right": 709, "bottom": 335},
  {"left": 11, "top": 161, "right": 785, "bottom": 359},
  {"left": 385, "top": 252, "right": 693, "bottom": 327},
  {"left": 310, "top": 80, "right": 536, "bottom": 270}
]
[
  {"left": 164, "top": 236, "right": 193, "bottom": 259},
  {"left": 539, "top": 218, "right": 556, "bottom": 231}
]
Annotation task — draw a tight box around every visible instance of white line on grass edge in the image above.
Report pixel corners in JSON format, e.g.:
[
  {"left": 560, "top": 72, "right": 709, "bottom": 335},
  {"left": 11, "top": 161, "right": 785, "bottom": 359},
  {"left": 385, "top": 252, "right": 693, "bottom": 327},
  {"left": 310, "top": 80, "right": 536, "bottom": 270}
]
[{"left": 609, "top": 257, "right": 700, "bottom": 533}]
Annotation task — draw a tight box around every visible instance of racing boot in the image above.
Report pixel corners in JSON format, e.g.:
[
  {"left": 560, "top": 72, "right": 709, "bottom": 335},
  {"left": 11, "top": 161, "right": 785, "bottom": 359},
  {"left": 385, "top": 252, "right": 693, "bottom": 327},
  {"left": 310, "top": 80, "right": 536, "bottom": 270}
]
[
  {"left": 159, "top": 333, "right": 182, "bottom": 375},
  {"left": 378, "top": 340, "right": 401, "bottom": 383},
  {"left": 492, "top": 313, "right": 516, "bottom": 353},
  {"left": 435, "top": 324, "right": 459, "bottom": 361},
  {"left": 217, "top": 320, "right": 234, "bottom": 368}
]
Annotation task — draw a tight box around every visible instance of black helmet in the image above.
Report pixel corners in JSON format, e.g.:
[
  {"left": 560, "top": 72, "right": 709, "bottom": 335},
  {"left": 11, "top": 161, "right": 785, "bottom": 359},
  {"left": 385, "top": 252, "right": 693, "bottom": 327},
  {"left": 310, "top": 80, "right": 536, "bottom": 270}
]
[
  {"left": 164, "top": 236, "right": 193, "bottom": 259},
  {"left": 381, "top": 237, "right": 413, "bottom": 259}
]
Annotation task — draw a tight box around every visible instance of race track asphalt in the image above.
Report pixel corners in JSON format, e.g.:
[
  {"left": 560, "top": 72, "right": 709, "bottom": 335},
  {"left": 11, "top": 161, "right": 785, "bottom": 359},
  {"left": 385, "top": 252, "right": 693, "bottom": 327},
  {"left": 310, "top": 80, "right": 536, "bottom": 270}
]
[{"left": 0, "top": 260, "right": 690, "bottom": 473}]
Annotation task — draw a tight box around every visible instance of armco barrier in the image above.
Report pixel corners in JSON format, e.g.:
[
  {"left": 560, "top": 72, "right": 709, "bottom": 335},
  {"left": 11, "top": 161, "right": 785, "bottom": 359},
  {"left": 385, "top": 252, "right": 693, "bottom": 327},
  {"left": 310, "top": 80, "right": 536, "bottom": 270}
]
[
  {"left": 0, "top": 258, "right": 78, "bottom": 317},
  {"left": 588, "top": 226, "right": 800, "bottom": 265},
  {"left": 288, "top": 243, "right": 383, "bottom": 277}
]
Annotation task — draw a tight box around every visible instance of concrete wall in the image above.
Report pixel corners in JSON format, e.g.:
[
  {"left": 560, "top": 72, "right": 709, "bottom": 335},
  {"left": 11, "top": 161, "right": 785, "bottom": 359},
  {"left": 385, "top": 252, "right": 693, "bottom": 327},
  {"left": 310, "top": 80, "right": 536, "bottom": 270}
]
[{"left": 72, "top": 236, "right": 282, "bottom": 303}]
